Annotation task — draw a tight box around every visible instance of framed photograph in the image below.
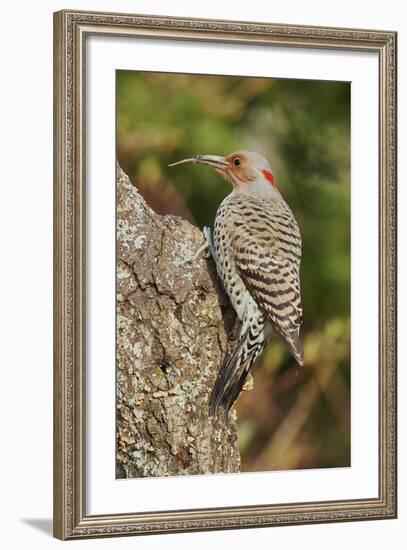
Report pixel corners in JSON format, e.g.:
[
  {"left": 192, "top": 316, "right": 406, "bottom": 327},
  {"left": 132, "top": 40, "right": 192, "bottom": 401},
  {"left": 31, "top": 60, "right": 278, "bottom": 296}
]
[{"left": 53, "top": 9, "right": 397, "bottom": 540}]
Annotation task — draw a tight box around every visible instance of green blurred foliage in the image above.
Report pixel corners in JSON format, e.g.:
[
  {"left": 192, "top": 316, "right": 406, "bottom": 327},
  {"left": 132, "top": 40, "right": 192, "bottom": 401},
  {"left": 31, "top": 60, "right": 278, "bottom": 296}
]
[{"left": 117, "top": 70, "right": 350, "bottom": 472}]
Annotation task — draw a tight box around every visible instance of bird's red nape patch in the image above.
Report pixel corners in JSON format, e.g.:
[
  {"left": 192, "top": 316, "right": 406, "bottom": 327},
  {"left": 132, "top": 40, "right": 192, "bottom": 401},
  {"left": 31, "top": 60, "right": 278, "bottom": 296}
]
[{"left": 262, "top": 170, "right": 278, "bottom": 190}]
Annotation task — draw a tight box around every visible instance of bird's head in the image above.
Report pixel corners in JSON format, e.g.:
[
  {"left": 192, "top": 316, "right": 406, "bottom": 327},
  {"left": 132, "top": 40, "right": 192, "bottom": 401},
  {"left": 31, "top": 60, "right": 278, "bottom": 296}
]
[{"left": 169, "top": 150, "right": 280, "bottom": 198}]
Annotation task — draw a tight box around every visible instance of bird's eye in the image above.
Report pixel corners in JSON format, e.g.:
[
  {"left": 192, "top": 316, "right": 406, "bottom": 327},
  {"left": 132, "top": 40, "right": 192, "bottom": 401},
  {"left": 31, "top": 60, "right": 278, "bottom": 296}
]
[{"left": 233, "top": 158, "right": 241, "bottom": 166}]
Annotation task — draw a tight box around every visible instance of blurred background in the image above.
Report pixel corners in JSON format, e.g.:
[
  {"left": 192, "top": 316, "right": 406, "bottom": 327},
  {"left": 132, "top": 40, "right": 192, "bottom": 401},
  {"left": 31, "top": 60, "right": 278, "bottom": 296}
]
[{"left": 117, "top": 71, "right": 350, "bottom": 472}]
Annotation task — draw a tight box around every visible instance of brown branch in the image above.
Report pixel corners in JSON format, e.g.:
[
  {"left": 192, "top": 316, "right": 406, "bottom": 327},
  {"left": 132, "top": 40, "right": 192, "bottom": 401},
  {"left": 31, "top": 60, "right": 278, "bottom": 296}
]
[{"left": 116, "top": 165, "right": 240, "bottom": 478}]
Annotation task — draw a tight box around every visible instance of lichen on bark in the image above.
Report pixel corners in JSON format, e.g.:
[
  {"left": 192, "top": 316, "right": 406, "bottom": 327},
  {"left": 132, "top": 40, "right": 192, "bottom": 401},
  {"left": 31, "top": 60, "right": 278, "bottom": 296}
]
[{"left": 116, "top": 165, "right": 241, "bottom": 478}]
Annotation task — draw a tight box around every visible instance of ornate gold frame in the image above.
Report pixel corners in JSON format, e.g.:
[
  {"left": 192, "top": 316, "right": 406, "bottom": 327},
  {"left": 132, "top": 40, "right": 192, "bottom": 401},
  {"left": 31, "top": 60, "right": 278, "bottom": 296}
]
[{"left": 53, "top": 9, "right": 397, "bottom": 540}]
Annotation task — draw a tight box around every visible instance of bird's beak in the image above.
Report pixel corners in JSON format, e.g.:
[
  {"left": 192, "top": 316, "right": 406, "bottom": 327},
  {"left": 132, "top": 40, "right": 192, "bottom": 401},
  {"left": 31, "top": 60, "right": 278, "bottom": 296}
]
[{"left": 169, "top": 155, "right": 228, "bottom": 169}]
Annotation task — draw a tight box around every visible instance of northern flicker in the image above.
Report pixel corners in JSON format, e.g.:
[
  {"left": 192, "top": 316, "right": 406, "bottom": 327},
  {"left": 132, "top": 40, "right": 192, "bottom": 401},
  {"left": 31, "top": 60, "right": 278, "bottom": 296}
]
[{"left": 169, "top": 151, "right": 303, "bottom": 415}]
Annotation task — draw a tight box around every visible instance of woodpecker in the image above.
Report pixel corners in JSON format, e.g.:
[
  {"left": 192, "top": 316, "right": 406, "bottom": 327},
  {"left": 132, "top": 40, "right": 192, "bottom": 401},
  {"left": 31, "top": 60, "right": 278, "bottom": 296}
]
[{"left": 169, "top": 151, "right": 303, "bottom": 415}]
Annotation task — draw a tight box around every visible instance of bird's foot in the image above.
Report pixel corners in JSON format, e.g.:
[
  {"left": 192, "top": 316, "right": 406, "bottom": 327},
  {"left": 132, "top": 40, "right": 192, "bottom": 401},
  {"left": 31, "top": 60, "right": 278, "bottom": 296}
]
[
  {"left": 181, "top": 231, "right": 211, "bottom": 266},
  {"left": 181, "top": 227, "right": 218, "bottom": 266},
  {"left": 189, "top": 241, "right": 211, "bottom": 264}
]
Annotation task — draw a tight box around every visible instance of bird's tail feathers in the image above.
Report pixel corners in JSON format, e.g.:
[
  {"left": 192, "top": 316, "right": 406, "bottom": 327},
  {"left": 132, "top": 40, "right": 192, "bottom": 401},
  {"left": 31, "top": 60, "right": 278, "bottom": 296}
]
[
  {"left": 284, "top": 329, "right": 304, "bottom": 367},
  {"left": 209, "top": 325, "right": 265, "bottom": 416}
]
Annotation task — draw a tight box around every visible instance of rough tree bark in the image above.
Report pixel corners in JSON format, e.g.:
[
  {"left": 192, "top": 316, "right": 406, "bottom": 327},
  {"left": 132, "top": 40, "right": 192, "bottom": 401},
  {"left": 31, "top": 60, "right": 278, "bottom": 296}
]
[{"left": 116, "top": 165, "right": 241, "bottom": 478}]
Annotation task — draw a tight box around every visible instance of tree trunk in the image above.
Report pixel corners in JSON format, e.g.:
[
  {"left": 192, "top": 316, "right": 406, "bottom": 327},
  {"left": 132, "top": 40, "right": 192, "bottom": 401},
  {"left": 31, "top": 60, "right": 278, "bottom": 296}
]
[{"left": 116, "top": 165, "right": 240, "bottom": 478}]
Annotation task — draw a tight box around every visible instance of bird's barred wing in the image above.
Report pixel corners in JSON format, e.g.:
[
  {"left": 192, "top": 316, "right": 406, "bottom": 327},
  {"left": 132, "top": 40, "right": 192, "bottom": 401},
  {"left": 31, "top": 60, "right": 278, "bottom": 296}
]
[{"left": 233, "top": 218, "right": 304, "bottom": 364}]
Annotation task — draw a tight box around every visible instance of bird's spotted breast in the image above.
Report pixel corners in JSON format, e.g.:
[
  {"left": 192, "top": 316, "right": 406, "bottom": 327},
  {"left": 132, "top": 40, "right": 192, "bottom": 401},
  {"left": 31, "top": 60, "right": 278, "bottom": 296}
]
[{"left": 213, "top": 192, "right": 302, "bottom": 334}]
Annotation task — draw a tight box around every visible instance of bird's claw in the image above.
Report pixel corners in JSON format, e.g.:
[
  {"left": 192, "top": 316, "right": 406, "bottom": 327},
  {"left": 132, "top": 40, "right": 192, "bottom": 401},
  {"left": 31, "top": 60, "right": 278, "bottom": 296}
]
[
  {"left": 181, "top": 233, "right": 210, "bottom": 267},
  {"left": 180, "top": 227, "right": 216, "bottom": 267}
]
